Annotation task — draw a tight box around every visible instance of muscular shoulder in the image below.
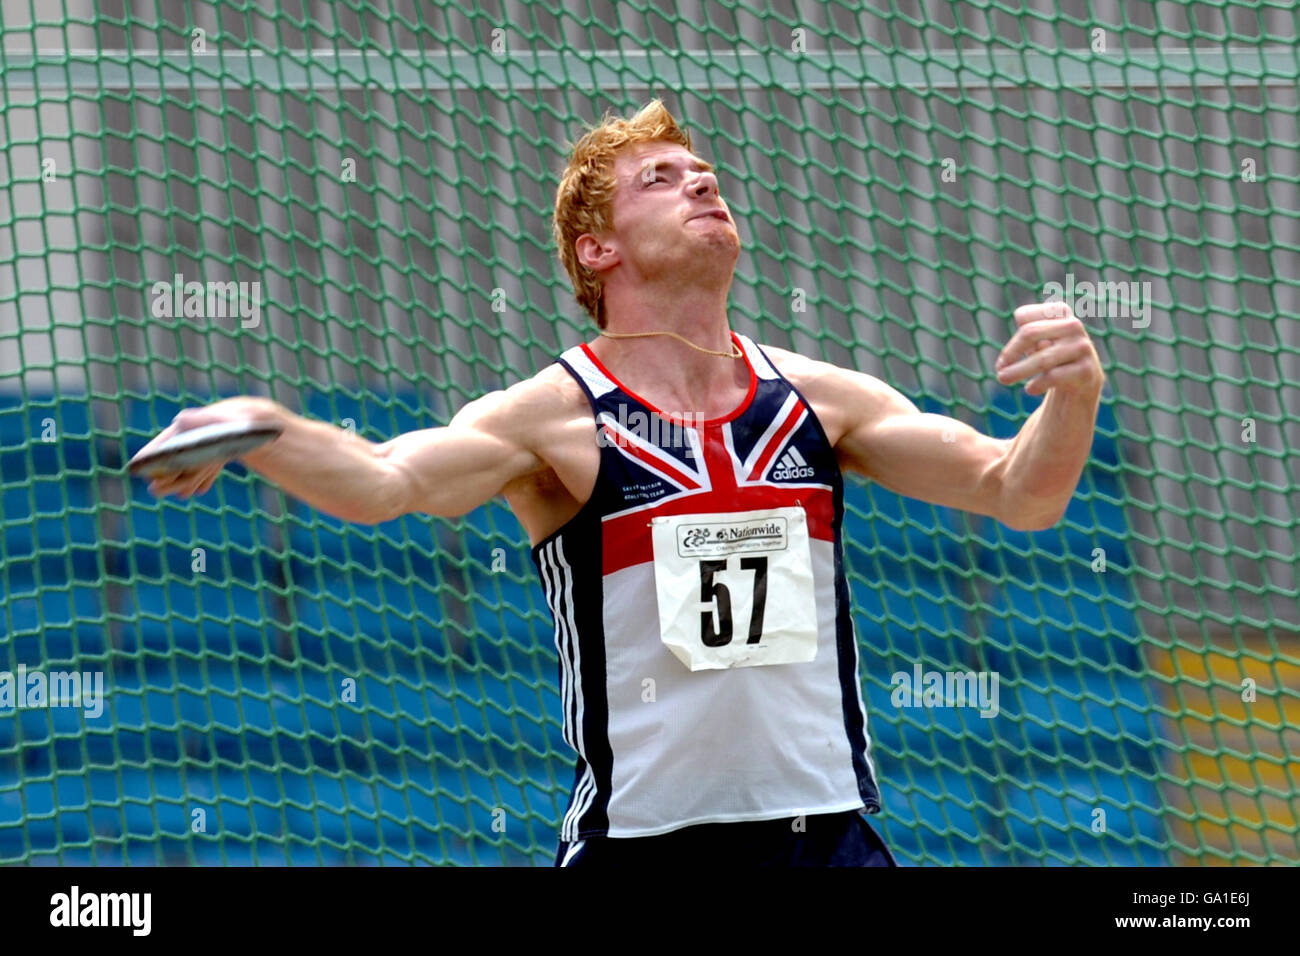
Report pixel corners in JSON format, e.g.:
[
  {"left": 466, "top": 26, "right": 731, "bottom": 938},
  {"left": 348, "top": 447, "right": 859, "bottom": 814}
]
[
  {"left": 750, "top": 343, "right": 818, "bottom": 386},
  {"left": 754, "top": 342, "right": 909, "bottom": 445},
  {"left": 452, "top": 363, "right": 586, "bottom": 438},
  {"left": 451, "top": 360, "right": 595, "bottom": 494}
]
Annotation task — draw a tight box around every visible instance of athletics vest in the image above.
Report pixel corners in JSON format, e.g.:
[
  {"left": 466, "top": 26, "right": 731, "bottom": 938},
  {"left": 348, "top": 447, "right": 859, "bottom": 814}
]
[{"left": 531, "top": 332, "right": 881, "bottom": 840}]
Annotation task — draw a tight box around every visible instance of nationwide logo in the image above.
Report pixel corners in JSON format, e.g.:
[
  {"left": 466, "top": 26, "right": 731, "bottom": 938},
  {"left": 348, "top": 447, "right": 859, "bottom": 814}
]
[
  {"left": 770, "top": 446, "right": 815, "bottom": 480},
  {"left": 675, "top": 516, "right": 788, "bottom": 557}
]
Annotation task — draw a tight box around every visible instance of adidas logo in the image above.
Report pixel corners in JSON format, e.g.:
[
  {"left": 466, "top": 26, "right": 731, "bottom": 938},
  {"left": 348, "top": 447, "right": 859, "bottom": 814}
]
[{"left": 770, "top": 446, "right": 815, "bottom": 480}]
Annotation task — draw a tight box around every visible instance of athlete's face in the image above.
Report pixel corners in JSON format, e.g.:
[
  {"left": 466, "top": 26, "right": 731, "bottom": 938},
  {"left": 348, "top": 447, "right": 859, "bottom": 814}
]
[{"left": 586, "top": 142, "right": 740, "bottom": 288}]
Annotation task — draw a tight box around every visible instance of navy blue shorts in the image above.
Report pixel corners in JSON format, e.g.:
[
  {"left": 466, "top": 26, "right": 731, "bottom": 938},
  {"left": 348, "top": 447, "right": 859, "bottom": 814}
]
[{"left": 554, "top": 810, "right": 898, "bottom": 867}]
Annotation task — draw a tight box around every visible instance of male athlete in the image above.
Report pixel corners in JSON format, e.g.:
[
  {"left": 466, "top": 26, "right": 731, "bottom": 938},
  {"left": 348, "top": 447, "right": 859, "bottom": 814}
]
[{"left": 137, "top": 101, "right": 1105, "bottom": 867}]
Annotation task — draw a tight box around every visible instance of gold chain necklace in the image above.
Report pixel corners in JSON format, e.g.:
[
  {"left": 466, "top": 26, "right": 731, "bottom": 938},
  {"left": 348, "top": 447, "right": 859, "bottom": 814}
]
[{"left": 597, "top": 328, "right": 742, "bottom": 359}]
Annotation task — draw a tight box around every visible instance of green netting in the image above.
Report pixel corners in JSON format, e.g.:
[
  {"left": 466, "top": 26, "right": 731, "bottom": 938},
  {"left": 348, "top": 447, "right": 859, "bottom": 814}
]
[{"left": 1, "top": 2, "right": 1298, "bottom": 866}]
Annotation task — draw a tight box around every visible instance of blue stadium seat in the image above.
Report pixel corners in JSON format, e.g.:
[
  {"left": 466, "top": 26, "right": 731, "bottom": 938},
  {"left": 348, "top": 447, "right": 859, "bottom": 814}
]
[
  {"left": 189, "top": 839, "right": 331, "bottom": 866},
  {"left": 1, "top": 478, "right": 102, "bottom": 582},
  {"left": 285, "top": 563, "right": 543, "bottom": 672},
  {"left": 2, "top": 766, "right": 274, "bottom": 858},
  {"left": 976, "top": 472, "right": 1132, "bottom": 576},
  {"left": 842, "top": 479, "right": 963, "bottom": 568},
  {"left": 0, "top": 676, "right": 107, "bottom": 764},
  {"left": 81, "top": 767, "right": 223, "bottom": 845},
  {"left": 87, "top": 649, "right": 560, "bottom": 780},
  {"left": 270, "top": 749, "right": 556, "bottom": 863},
  {"left": 116, "top": 576, "right": 275, "bottom": 658},
  {"left": 284, "top": 504, "right": 543, "bottom": 671},
  {"left": 69, "top": 666, "right": 235, "bottom": 768},
  {"left": 272, "top": 656, "right": 558, "bottom": 765},
  {"left": 988, "top": 668, "right": 1163, "bottom": 774},
  {"left": 458, "top": 499, "right": 529, "bottom": 567},
  {"left": 861, "top": 671, "right": 1000, "bottom": 767},
  {"left": 414, "top": 665, "right": 562, "bottom": 763},
  {"left": 874, "top": 767, "right": 995, "bottom": 865},
  {"left": 978, "top": 567, "right": 1142, "bottom": 673},
  {"left": 200, "top": 766, "right": 310, "bottom": 841},
  {"left": 23, "top": 848, "right": 101, "bottom": 866},
  {"left": 287, "top": 572, "right": 447, "bottom": 665},
  {"left": 848, "top": 565, "right": 974, "bottom": 678},
  {"left": 999, "top": 769, "right": 1168, "bottom": 865},
  {"left": 285, "top": 507, "right": 447, "bottom": 579},
  {"left": 284, "top": 499, "right": 525, "bottom": 582},
  {"left": 301, "top": 770, "right": 433, "bottom": 852},
  {"left": 141, "top": 660, "right": 554, "bottom": 768},
  {"left": 0, "top": 393, "right": 96, "bottom": 479},
  {"left": 2, "top": 581, "right": 107, "bottom": 660},
  {"left": 118, "top": 471, "right": 269, "bottom": 580},
  {"left": 463, "top": 571, "right": 549, "bottom": 671},
  {"left": 0, "top": 777, "right": 92, "bottom": 855},
  {"left": 93, "top": 663, "right": 309, "bottom": 771}
]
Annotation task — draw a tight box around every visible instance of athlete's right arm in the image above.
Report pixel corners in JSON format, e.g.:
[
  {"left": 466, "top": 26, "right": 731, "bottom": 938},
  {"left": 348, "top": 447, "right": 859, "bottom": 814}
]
[{"left": 141, "top": 388, "right": 546, "bottom": 524}]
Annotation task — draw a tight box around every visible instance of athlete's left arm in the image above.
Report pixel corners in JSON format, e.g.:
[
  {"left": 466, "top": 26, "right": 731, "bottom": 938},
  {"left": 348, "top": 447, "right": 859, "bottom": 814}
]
[{"left": 798, "top": 303, "right": 1105, "bottom": 531}]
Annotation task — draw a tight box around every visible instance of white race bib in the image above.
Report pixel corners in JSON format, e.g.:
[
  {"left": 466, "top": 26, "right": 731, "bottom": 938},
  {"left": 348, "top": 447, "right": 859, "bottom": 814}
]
[{"left": 650, "top": 507, "right": 819, "bottom": 671}]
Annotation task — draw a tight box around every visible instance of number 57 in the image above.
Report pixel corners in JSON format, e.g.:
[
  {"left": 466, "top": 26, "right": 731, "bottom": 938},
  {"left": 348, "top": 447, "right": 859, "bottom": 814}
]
[{"left": 698, "top": 556, "right": 768, "bottom": 648}]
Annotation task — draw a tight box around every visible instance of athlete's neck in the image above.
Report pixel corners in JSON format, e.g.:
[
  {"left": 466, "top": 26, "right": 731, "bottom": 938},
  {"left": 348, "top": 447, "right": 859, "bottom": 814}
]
[{"left": 590, "top": 295, "right": 747, "bottom": 418}]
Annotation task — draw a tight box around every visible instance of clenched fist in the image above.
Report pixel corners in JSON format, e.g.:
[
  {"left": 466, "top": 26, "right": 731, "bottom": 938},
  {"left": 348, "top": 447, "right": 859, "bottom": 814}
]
[{"left": 995, "top": 302, "right": 1104, "bottom": 397}]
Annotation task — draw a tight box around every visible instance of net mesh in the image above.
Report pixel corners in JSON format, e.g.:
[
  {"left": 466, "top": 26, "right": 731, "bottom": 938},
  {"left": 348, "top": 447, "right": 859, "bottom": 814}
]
[{"left": 1, "top": 1, "right": 1297, "bottom": 866}]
